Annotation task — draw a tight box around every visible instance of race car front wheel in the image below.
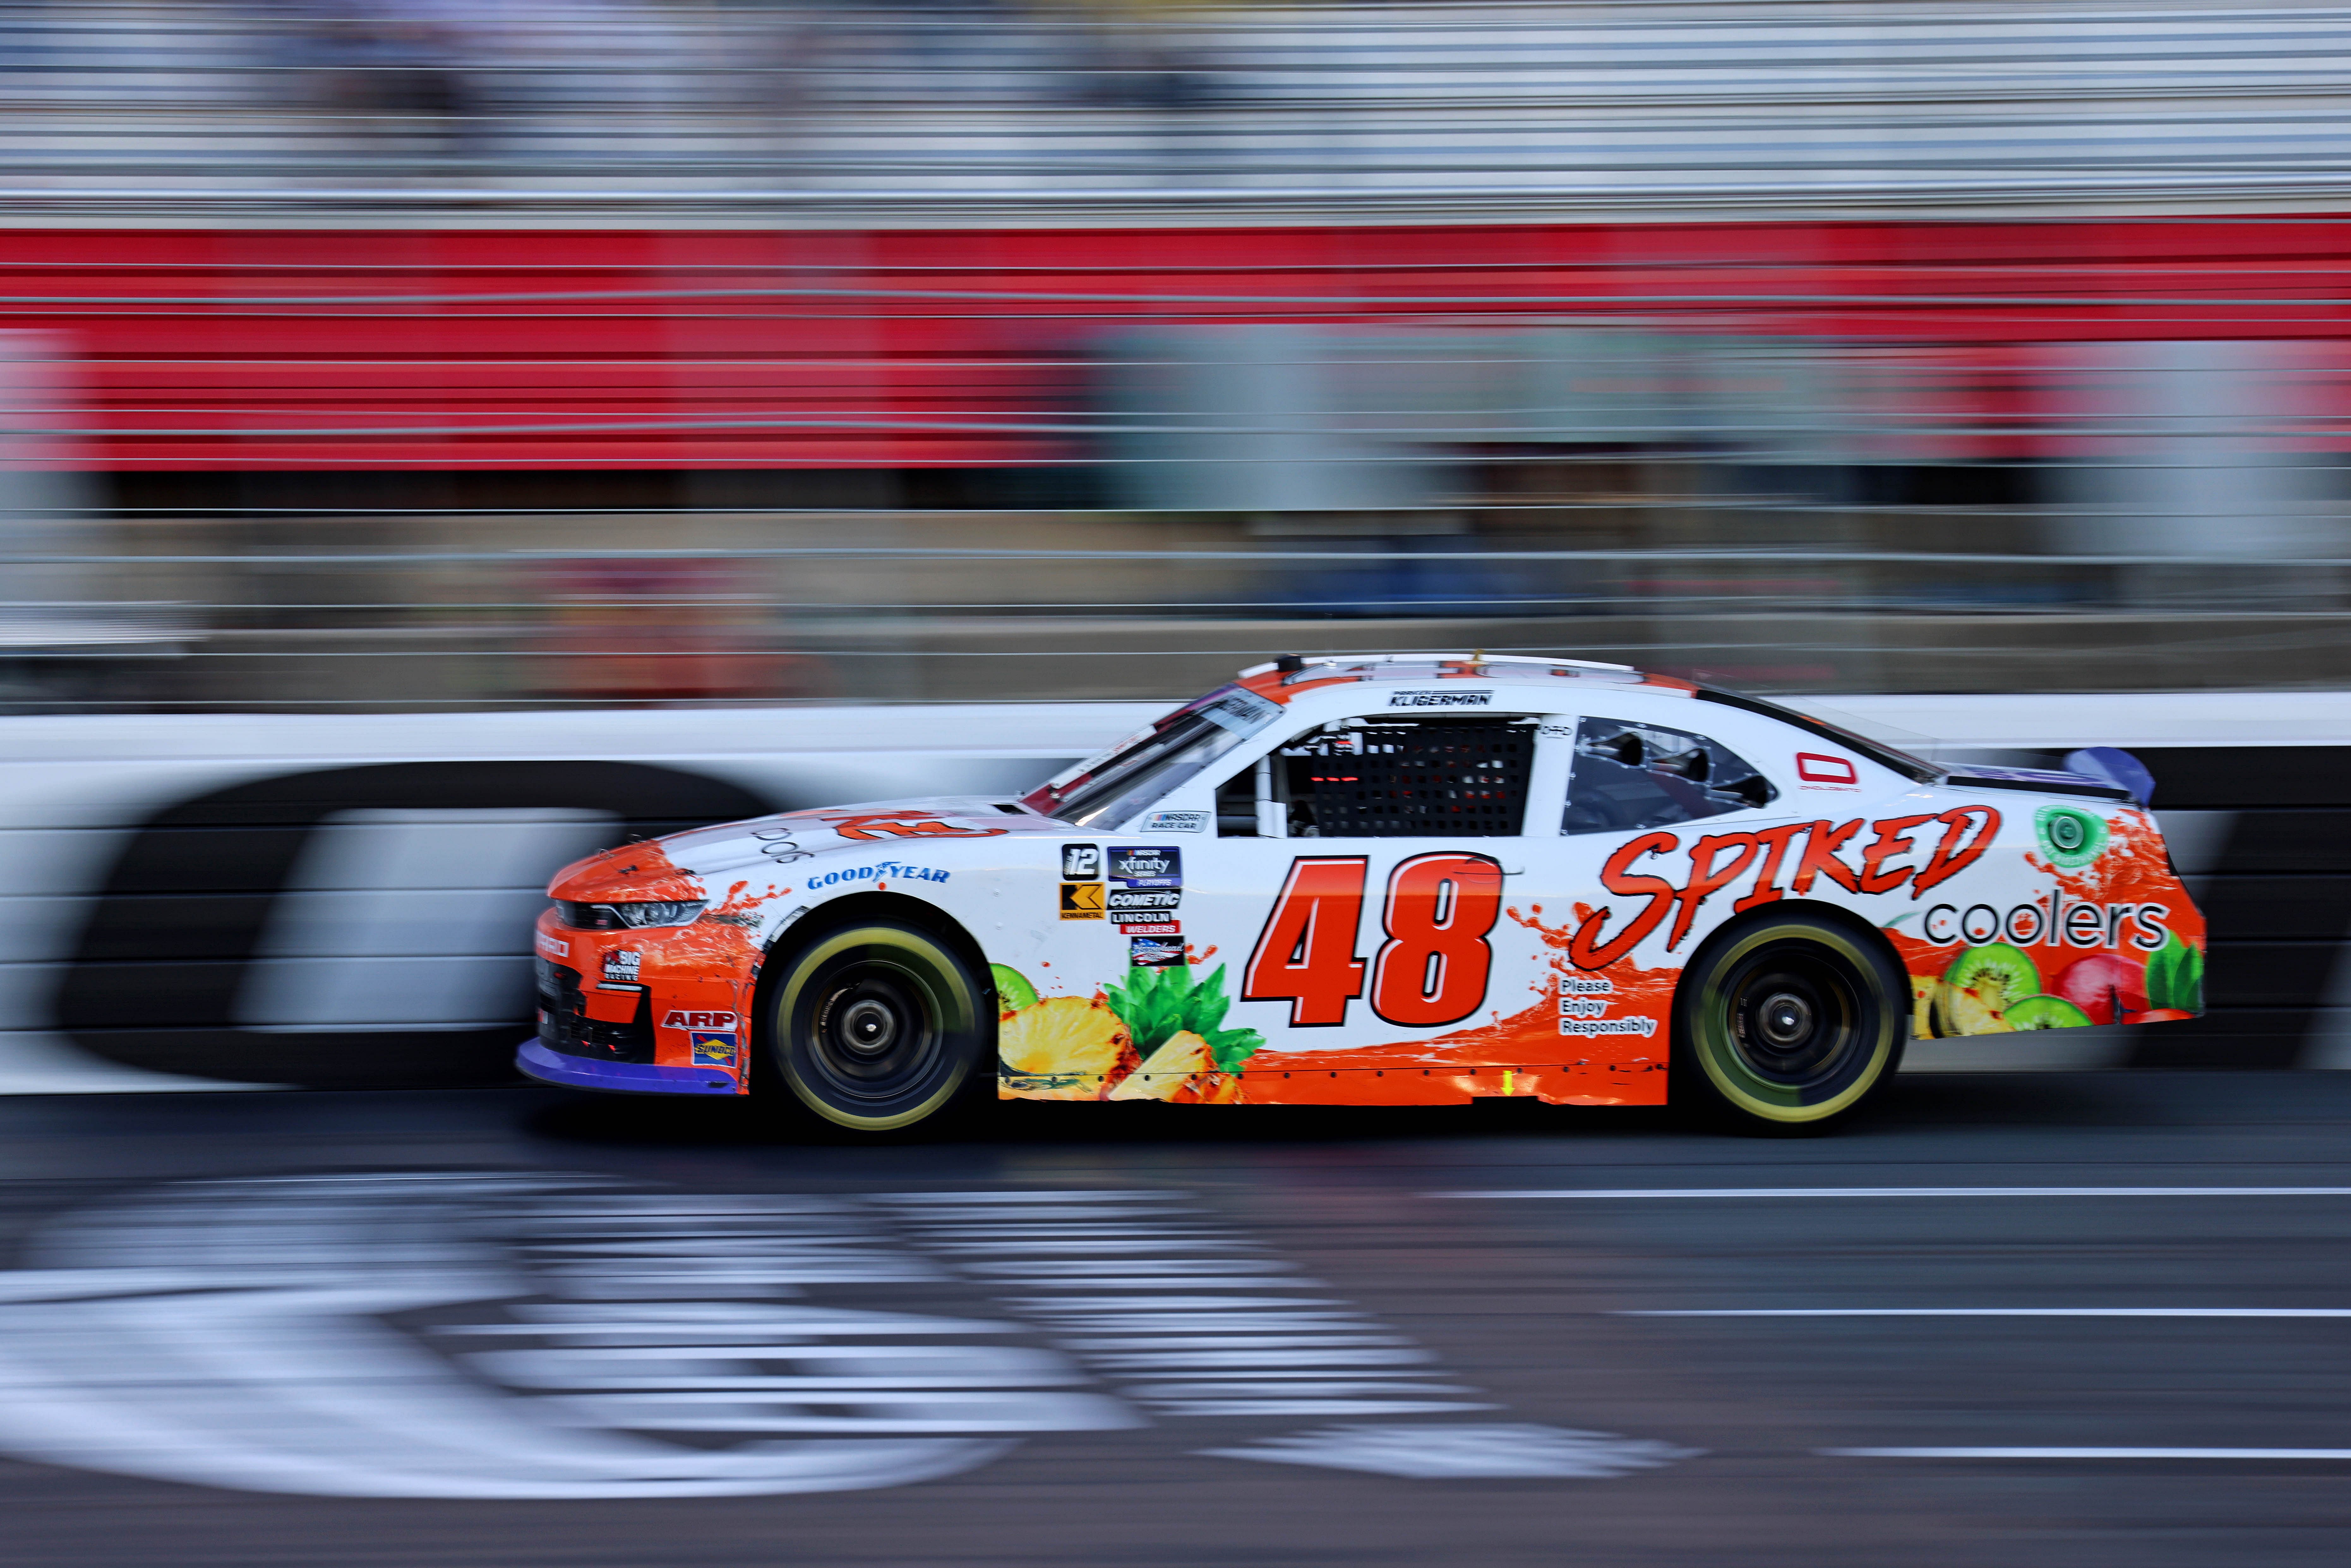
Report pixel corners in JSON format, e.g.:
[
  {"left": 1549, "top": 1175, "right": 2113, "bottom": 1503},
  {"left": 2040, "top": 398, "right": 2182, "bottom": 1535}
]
[
  {"left": 1671, "top": 912, "right": 1905, "bottom": 1134},
  {"left": 763, "top": 920, "right": 990, "bottom": 1133}
]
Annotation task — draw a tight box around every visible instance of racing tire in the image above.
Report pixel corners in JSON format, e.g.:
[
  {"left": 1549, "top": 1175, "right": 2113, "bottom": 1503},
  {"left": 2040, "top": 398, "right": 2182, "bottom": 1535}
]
[
  {"left": 1670, "top": 911, "right": 1906, "bottom": 1135},
  {"left": 761, "top": 920, "right": 992, "bottom": 1135}
]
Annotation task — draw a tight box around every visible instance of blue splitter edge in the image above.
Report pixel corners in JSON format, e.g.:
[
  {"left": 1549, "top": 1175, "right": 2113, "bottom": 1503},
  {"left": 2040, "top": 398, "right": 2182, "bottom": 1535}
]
[{"left": 516, "top": 1038, "right": 740, "bottom": 1096}]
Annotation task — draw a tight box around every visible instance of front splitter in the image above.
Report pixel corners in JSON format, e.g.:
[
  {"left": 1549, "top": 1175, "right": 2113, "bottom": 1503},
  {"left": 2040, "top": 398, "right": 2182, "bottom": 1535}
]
[{"left": 515, "top": 1038, "right": 740, "bottom": 1096}]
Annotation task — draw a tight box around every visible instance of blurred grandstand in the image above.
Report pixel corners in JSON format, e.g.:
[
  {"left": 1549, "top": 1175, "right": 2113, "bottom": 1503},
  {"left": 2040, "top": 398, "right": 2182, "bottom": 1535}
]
[{"left": 5, "top": 1, "right": 2351, "bottom": 708}]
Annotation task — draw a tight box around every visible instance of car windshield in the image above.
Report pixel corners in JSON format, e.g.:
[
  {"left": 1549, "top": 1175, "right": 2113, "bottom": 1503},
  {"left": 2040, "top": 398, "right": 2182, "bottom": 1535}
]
[{"left": 1023, "top": 684, "right": 1284, "bottom": 828}]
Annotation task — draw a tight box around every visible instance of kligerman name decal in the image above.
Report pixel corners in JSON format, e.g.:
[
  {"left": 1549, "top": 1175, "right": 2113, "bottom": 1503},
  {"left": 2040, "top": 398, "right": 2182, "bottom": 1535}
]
[{"left": 1571, "top": 808, "right": 2005, "bottom": 968}]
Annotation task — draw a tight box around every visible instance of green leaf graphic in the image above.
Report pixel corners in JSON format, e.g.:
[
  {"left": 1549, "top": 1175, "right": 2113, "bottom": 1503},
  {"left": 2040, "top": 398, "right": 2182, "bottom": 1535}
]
[
  {"left": 2144, "top": 933, "right": 2204, "bottom": 1013},
  {"left": 1106, "top": 962, "right": 1265, "bottom": 1074}
]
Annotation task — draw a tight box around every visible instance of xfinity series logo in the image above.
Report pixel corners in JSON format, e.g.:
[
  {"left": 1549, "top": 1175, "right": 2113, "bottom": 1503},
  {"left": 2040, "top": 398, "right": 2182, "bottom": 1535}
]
[
  {"left": 1108, "top": 847, "right": 1180, "bottom": 886},
  {"left": 661, "top": 1010, "right": 739, "bottom": 1030},
  {"left": 1388, "top": 690, "right": 1492, "bottom": 708}
]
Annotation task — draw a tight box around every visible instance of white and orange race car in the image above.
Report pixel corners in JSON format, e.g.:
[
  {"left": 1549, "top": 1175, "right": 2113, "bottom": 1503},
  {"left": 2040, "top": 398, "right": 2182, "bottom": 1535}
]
[{"left": 519, "top": 654, "right": 2205, "bottom": 1132}]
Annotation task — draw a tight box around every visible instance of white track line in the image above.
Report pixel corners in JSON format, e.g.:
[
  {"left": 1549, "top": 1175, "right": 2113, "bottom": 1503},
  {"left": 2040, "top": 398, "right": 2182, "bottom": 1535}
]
[
  {"left": 1622, "top": 1308, "right": 2351, "bottom": 1318},
  {"left": 1828, "top": 1447, "right": 2351, "bottom": 1461},
  {"left": 1435, "top": 1187, "right": 2351, "bottom": 1200}
]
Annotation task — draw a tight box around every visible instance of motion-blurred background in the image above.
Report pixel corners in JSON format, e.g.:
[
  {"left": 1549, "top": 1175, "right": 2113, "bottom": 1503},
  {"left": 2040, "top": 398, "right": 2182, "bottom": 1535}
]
[{"left": 9, "top": 0, "right": 2351, "bottom": 710}]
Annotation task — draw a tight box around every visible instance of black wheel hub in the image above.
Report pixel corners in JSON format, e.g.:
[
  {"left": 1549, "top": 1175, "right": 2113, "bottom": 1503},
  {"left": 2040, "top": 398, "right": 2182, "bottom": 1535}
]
[
  {"left": 809, "top": 965, "right": 939, "bottom": 1102},
  {"left": 1725, "top": 950, "right": 1860, "bottom": 1088}
]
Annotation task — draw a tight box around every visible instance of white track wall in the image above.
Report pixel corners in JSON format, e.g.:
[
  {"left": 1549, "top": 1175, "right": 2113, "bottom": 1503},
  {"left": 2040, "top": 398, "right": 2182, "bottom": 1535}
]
[{"left": 1, "top": 694, "right": 2339, "bottom": 1093}]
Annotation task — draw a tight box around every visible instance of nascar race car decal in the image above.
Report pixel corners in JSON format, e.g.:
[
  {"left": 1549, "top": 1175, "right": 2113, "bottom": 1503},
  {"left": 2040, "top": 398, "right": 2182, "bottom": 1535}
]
[{"left": 520, "top": 655, "right": 2205, "bottom": 1131}]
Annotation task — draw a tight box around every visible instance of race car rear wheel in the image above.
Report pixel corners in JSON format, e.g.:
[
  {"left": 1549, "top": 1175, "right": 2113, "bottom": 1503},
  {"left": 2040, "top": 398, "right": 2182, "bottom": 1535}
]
[
  {"left": 763, "top": 920, "right": 990, "bottom": 1133},
  {"left": 1671, "top": 911, "right": 1905, "bottom": 1134}
]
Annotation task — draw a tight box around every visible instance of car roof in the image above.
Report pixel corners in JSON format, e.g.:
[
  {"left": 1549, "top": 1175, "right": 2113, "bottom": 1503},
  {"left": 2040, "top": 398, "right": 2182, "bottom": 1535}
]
[{"left": 1231, "top": 653, "right": 1697, "bottom": 707}]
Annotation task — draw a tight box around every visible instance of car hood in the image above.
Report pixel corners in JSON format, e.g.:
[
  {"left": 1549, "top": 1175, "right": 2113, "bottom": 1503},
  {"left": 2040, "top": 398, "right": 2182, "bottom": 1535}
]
[{"left": 653, "top": 795, "right": 1072, "bottom": 882}]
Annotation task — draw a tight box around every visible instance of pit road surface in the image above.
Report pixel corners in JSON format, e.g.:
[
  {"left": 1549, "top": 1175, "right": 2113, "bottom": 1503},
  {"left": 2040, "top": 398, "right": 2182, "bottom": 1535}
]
[{"left": 4, "top": 1073, "right": 2351, "bottom": 1566}]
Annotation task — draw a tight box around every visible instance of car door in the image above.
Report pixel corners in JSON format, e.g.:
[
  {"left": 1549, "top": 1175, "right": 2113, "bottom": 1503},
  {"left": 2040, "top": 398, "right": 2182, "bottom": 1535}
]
[
  {"left": 1516, "top": 704, "right": 1797, "bottom": 1050},
  {"left": 1156, "top": 704, "right": 1549, "bottom": 1077}
]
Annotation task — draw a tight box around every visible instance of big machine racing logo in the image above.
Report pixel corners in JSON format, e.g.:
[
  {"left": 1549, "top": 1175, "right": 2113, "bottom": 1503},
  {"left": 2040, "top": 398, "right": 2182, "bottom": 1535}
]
[{"left": 1571, "top": 804, "right": 2204, "bottom": 1035}]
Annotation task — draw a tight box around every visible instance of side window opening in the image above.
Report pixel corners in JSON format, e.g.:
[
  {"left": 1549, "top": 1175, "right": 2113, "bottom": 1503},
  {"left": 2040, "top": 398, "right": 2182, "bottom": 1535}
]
[
  {"left": 1564, "top": 716, "right": 1776, "bottom": 835},
  {"left": 1216, "top": 715, "right": 1538, "bottom": 837}
]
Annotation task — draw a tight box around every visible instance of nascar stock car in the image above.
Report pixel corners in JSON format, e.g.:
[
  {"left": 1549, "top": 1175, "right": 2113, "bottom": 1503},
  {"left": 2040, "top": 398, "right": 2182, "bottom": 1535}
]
[{"left": 519, "top": 654, "right": 2205, "bottom": 1133}]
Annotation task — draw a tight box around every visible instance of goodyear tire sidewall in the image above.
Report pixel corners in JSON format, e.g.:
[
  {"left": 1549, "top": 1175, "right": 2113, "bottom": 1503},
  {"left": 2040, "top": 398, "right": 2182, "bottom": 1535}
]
[
  {"left": 1674, "top": 913, "right": 1905, "bottom": 1128},
  {"left": 766, "top": 921, "right": 986, "bottom": 1132}
]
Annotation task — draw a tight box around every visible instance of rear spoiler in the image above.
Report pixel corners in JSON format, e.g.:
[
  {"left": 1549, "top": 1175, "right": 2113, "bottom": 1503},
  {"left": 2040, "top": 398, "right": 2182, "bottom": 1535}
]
[
  {"left": 1939, "top": 763, "right": 2134, "bottom": 804},
  {"left": 1944, "top": 745, "right": 2154, "bottom": 806}
]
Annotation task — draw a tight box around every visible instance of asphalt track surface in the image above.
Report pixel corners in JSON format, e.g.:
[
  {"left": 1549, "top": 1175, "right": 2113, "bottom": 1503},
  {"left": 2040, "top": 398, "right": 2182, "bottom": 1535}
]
[{"left": 5, "top": 1073, "right": 2351, "bottom": 1566}]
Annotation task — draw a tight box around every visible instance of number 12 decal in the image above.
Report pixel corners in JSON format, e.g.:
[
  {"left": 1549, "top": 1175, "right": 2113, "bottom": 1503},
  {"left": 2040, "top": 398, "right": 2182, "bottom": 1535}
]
[{"left": 1243, "top": 853, "right": 1505, "bottom": 1028}]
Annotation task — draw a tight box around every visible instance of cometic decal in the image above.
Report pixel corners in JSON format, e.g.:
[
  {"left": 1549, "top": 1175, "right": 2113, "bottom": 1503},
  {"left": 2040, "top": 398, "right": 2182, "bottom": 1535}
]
[{"left": 1107, "top": 888, "right": 1181, "bottom": 923}]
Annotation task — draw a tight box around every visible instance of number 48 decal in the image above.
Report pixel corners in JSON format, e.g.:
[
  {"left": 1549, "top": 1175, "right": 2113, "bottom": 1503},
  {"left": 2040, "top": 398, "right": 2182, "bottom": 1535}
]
[{"left": 1242, "top": 853, "right": 1505, "bottom": 1028}]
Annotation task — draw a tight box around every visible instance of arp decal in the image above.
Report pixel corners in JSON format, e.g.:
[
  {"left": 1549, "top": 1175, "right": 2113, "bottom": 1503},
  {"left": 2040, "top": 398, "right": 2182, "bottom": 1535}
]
[{"left": 662, "top": 1010, "right": 739, "bottom": 1030}]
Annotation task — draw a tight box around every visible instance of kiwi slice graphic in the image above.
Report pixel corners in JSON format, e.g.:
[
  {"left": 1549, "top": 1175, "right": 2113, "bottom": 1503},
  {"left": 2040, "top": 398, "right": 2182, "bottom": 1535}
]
[
  {"left": 2005, "top": 994, "right": 2093, "bottom": 1031},
  {"left": 989, "top": 963, "right": 1040, "bottom": 1012},
  {"left": 2035, "top": 805, "right": 2108, "bottom": 869},
  {"left": 1935, "top": 943, "right": 2042, "bottom": 1035}
]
